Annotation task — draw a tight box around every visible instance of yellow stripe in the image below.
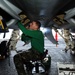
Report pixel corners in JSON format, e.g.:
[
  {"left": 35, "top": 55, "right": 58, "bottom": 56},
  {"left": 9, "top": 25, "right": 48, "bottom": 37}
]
[{"left": 0, "top": 20, "right": 4, "bottom": 29}]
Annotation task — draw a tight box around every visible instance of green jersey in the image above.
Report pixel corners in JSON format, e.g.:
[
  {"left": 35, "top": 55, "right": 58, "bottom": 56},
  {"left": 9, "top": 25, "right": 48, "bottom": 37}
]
[{"left": 18, "top": 22, "right": 44, "bottom": 53}]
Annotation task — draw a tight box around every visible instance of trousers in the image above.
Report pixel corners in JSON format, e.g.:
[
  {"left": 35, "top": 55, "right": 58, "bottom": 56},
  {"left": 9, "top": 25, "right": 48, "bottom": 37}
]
[{"left": 13, "top": 48, "right": 42, "bottom": 75}]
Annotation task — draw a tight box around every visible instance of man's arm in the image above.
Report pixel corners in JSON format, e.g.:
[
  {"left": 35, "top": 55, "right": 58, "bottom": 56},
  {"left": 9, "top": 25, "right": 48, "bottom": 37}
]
[{"left": 21, "top": 33, "right": 30, "bottom": 42}]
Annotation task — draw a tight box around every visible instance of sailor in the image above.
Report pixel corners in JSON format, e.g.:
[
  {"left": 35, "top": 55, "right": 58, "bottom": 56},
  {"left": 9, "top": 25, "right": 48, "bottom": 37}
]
[
  {"left": 8, "top": 29, "right": 20, "bottom": 50},
  {"left": 13, "top": 20, "right": 44, "bottom": 75},
  {"left": 63, "top": 29, "right": 74, "bottom": 52}
]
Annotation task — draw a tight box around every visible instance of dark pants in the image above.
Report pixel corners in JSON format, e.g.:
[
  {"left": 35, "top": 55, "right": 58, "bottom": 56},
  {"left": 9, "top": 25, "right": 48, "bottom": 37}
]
[{"left": 13, "top": 48, "right": 42, "bottom": 75}]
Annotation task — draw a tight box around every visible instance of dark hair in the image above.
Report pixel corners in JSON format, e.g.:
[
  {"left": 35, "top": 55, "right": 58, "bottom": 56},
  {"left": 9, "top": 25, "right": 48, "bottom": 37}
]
[{"left": 34, "top": 20, "right": 41, "bottom": 29}]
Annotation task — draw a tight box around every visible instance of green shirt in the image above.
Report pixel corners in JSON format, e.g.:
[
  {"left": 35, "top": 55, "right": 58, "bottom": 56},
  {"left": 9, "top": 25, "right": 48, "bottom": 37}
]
[{"left": 18, "top": 22, "right": 44, "bottom": 53}]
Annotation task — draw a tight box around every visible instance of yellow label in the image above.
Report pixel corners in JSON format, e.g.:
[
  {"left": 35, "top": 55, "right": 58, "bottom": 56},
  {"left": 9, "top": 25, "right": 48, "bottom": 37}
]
[{"left": 0, "top": 19, "right": 4, "bottom": 29}]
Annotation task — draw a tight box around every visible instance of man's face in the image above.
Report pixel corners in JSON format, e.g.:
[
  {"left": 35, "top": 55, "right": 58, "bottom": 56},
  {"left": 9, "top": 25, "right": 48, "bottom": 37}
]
[{"left": 29, "top": 21, "right": 38, "bottom": 30}]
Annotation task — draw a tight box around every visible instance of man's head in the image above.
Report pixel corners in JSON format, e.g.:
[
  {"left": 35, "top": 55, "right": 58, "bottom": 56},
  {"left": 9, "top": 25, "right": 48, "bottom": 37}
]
[{"left": 29, "top": 20, "right": 41, "bottom": 30}]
